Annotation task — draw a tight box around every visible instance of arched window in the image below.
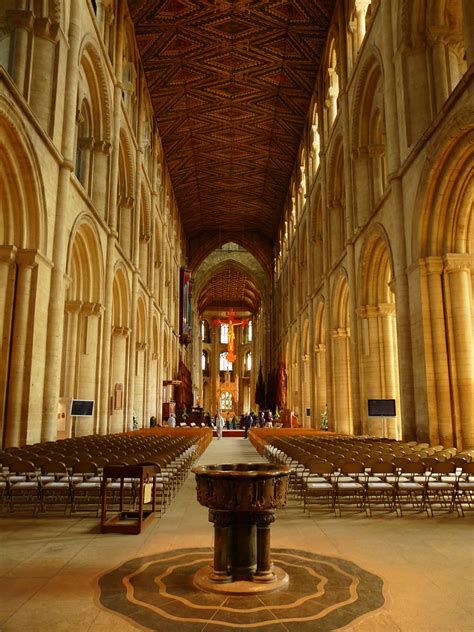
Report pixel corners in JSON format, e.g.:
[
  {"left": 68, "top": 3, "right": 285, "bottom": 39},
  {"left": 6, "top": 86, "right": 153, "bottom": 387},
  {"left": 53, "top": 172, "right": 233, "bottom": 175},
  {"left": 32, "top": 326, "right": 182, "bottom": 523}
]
[
  {"left": 220, "top": 323, "right": 229, "bottom": 344},
  {"left": 220, "top": 352, "right": 232, "bottom": 371},
  {"left": 75, "top": 99, "right": 93, "bottom": 189},
  {"left": 201, "top": 351, "right": 207, "bottom": 371},
  {"left": 246, "top": 351, "right": 252, "bottom": 371},
  {"left": 246, "top": 321, "right": 253, "bottom": 342},
  {"left": 348, "top": 0, "right": 372, "bottom": 73}
]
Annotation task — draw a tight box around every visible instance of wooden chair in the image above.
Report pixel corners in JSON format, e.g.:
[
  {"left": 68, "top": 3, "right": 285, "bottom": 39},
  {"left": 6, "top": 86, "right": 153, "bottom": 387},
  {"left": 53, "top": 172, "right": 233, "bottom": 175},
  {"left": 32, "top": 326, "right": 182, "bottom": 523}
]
[
  {"left": 8, "top": 460, "right": 40, "bottom": 514},
  {"left": 396, "top": 462, "right": 427, "bottom": 516},
  {"left": 455, "top": 462, "right": 474, "bottom": 517},
  {"left": 424, "top": 461, "right": 458, "bottom": 517},
  {"left": 40, "top": 461, "right": 71, "bottom": 514},
  {"left": 71, "top": 461, "right": 101, "bottom": 515},
  {"left": 303, "top": 461, "right": 335, "bottom": 515},
  {"left": 365, "top": 462, "right": 397, "bottom": 517},
  {"left": 334, "top": 462, "right": 367, "bottom": 517}
]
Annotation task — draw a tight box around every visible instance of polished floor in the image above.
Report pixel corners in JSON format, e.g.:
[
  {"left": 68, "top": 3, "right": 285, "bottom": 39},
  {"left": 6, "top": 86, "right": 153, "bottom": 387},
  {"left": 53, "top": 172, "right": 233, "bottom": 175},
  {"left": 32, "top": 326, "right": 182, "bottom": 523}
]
[{"left": 0, "top": 437, "right": 473, "bottom": 631}]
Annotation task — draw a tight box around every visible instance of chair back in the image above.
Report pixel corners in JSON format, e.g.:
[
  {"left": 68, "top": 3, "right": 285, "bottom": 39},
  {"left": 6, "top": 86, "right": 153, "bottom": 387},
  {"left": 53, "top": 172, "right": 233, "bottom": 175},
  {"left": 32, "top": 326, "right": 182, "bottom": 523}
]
[{"left": 371, "top": 461, "right": 395, "bottom": 475}]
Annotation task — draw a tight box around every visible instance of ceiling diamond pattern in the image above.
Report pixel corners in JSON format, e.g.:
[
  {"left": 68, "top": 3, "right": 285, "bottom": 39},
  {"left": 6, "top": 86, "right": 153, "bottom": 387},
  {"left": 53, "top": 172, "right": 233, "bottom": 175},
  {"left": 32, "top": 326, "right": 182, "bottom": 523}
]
[{"left": 129, "top": 0, "right": 335, "bottom": 250}]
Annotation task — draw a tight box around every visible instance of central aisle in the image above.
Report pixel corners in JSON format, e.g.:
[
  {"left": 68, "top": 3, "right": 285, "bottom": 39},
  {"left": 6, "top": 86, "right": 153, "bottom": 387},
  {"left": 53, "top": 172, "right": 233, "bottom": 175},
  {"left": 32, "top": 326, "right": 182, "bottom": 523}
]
[{"left": 139, "top": 436, "right": 268, "bottom": 557}]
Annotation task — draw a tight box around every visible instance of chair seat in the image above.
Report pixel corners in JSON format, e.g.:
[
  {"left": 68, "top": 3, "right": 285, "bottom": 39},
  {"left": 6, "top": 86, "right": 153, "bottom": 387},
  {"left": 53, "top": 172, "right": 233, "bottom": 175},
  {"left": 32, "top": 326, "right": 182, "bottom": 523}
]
[
  {"left": 368, "top": 482, "right": 394, "bottom": 490},
  {"left": 306, "top": 476, "right": 327, "bottom": 483},
  {"left": 11, "top": 481, "right": 37, "bottom": 489},
  {"left": 337, "top": 482, "right": 364, "bottom": 490},
  {"left": 43, "top": 481, "right": 70, "bottom": 489},
  {"left": 8, "top": 476, "right": 27, "bottom": 483},
  {"left": 306, "top": 482, "right": 333, "bottom": 490},
  {"left": 428, "top": 481, "right": 454, "bottom": 489},
  {"left": 398, "top": 482, "right": 424, "bottom": 489},
  {"left": 74, "top": 482, "right": 101, "bottom": 489},
  {"left": 458, "top": 482, "right": 474, "bottom": 490}
]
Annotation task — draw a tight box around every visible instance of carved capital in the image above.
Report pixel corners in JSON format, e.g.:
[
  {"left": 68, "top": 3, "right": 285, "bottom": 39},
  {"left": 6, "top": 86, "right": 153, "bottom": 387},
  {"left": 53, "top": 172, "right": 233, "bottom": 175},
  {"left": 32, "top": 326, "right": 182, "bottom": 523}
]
[
  {"left": 65, "top": 300, "right": 83, "bottom": 314},
  {"left": 94, "top": 140, "right": 111, "bottom": 154},
  {"left": 424, "top": 256, "right": 444, "bottom": 276},
  {"left": 6, "top": 10, "right": 34, "bottom": 32},
  {"left": 82, "top": 302, "right": 103, "bottom": 316},
  {"left": 0, "top": 245, "right": 17, "bottom": 264},
  {"left": 33, "top": 17, "right": 59, "bottom": 41},
  {"left": 113, "top": 326, "right": 130, "bottom": 337},
  {"left": 78, "top": 136, "right": 95, "bottom": 151},
  {"left": 208, "top": 510, "right": 232, "bottom": 528},
  {"left": 378, "top": 302, "right": 395, "bottom": 317},
  {"left": 443, "top": 253, "right": 473, "bottom": 274},
  {"left": 251, "top": 512, "right": 276, "bottom": 527}
]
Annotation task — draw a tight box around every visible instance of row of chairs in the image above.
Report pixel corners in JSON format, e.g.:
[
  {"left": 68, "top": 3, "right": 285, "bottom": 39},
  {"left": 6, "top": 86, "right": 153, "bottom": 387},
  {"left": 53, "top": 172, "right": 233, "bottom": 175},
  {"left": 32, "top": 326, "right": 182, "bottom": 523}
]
[
  {"left": 300, "top": 459, "right": 474, "bottom": 518},
  {"left": 0, "top": 432, "right": 201, "bottom": 516},
  {"left": 264, "top": 435, "right": 474, "bottom": 517}
]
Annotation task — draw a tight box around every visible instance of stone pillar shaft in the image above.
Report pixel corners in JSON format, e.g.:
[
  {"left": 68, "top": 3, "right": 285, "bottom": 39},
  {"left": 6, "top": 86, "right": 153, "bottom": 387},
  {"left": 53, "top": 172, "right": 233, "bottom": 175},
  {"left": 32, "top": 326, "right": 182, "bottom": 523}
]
[
  {"left": 41, "top": 2, "right": 82, "bottom": 441},
  {"left": 444, "top": 259, "right": 474, "bottom": 448},
  {"left": 425, "top": 260, "right": 452, "bottom": 446},
  {"left": 5, "top": 258, "right": 36, "bottom": 446}
]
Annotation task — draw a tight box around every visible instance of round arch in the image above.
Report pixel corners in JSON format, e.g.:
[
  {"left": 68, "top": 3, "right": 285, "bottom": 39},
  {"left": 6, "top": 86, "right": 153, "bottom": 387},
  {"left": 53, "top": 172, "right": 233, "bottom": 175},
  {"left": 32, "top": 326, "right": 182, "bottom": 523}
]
[
  {"left": 66, "top": 215, "right": 104, "bottom": 304},
  {"left": 112, "top": 264, "right": 131, "bottom": 329},
  {"left": 413, "top": 127, "right": 473, "bottom": 260},
  {"left": 0, "top": 97, "right": 47, "bottom": 252}
]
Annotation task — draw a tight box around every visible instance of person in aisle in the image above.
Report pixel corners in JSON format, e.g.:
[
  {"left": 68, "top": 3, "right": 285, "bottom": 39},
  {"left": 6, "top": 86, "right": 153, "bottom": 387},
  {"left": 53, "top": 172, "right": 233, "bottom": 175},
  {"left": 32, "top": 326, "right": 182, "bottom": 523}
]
[
  {"left": 216, "top": 412, "right": 225, "bottom": 440},
  {"left": 243, "top": 411, "right": 253, "bottom": 438}
]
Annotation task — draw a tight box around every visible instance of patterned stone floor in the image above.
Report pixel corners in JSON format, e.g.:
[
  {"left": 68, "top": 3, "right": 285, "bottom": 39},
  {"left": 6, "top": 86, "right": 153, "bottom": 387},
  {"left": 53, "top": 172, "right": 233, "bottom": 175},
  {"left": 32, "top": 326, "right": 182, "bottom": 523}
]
[{"left": 99, "top": 546, "right": 384, "bottom": 631}]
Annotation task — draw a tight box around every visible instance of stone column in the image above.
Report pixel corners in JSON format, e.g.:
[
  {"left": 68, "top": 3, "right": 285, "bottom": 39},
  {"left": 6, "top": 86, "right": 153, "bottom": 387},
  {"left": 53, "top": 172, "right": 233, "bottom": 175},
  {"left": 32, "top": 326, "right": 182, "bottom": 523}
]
[
  {"left": 314, "top": 342, "right": 327, "bottom": 419},
  {"left": 92, "top": 140, "right": 111, "bottom": 218},
  {"left": 5, "top": 252, "right": 37, "bottom": 446},
  {"left": 431, "top": 38, "right": 450, "bottom": 112},
  {"left": 63, "top": 300, "right": 83, "bottom": 398},
  {"left": 425, "top": 257, "right": 453, "bottom": 446},
  {"left": 42, "top": 1, "right": 82, "bottom": 441},
  {"left": 360, "top": 305, "right": 381, "bottom": 435},
  {"left": 139, "top": 233, "right": 150, "bottom": 284},
  {"left": 301, "top": 354, "right": 310, "bottom": 426},
  {"left": 355, "top": 1, "right": 370, "bottom": 50},
  {"left": 0, "top": 246, "right": 17, "bottom": 444},
  {"left": 463, "top": 0, "right": 474, "bottom": 66},
  {"left": 254, "top": 513, "right": 276, "bottom": 582},
  {"left": 381, "top": 0, "right": 416, "bottom": 441},
  {"left": 209, "top": 510, "right": 232, "bottom": 582},
  {"left": 6, "top": 8, "right": 33, "bottom": 96},
  {"left": 332, "top": 328, "right": 351, "bottom": 434},
  {"left": 30, "top": 17, "right": 59, "bottom": 132},
  {"left": 98, "top": 0, "right": 124, "bottom": 435},
  {"left": 379, "top": 303, "right": 399, "bottom": 439},
  {"left": 444, "top": 254, "right": 474, "bottom": 448}
]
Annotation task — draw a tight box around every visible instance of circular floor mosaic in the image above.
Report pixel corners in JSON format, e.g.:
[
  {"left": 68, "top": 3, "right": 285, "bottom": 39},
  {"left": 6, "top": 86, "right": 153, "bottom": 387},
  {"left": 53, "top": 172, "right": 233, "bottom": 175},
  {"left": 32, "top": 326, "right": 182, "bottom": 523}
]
[{"left": 98, "top": 547, "right": 384, "bottom": 631}]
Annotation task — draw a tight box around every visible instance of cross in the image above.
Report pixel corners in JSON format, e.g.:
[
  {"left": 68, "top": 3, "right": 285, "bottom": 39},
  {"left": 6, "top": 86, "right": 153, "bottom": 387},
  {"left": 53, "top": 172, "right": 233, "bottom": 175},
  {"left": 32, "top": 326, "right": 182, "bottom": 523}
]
[{"left": 213, "top": 308, "right": 249, "bottom": 363}]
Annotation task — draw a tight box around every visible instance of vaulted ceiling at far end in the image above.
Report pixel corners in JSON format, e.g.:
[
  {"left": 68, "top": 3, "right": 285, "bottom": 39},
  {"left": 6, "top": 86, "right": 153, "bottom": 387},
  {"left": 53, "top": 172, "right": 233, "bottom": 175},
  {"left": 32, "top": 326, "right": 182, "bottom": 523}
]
[
  {"left": 198, "top": 267, "right": 260, "bottom": 314},
  {"left": 130, "top": 0, "right": 335, "bottom": 265}
]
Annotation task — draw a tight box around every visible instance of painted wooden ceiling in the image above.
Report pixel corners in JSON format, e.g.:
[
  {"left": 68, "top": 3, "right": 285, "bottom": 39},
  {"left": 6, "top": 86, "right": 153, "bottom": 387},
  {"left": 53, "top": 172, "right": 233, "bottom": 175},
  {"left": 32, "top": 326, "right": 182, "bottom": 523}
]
[
  {"left": 197, "top": 266, "right": 260, "bottom": 313},
  {"left": 129, "top": 0, "right": 335, "bottom": 313}
]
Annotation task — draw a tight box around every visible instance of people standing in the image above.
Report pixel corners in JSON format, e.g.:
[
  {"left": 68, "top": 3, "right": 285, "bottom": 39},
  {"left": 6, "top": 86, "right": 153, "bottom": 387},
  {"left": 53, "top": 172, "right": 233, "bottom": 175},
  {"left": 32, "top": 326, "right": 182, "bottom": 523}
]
[
  {"left": 243, "top": 411, "right": 253, "bottom": 438},
  {"left": 167, "top": 413, "right": 176, "bottom": 428},
  {"left": 216, "top": 412, "right": 225, "bottom": 440}
]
